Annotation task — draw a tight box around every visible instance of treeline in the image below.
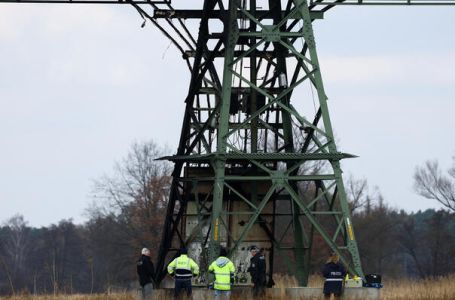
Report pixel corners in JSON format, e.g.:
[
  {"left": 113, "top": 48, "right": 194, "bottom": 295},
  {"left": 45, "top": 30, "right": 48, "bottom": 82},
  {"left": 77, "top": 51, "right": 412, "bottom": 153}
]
[
  {"left": 1, "top": 208, "right": 454, "bottom": 295},
  {"left": 0, "top": 141, "right": 171, "bottom": 295},
  {"left": 0, "top": 214, "right": 155, "bottom": 295},
  {"left": 355, "top": 206, "right": 455, "bottom": 278},
  {"left": 0, "top": 141, "right": 454, "bottom": 295}
]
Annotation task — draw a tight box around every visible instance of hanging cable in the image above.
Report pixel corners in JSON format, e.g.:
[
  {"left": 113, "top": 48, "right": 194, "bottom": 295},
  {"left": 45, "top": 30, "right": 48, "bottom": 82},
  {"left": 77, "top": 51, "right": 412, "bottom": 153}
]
[
  {"left": 127, "top": 0, "right": 192, "bottom": 72},
  {"left": 145, "top": 0, "right": 196, "bottom": 51}
]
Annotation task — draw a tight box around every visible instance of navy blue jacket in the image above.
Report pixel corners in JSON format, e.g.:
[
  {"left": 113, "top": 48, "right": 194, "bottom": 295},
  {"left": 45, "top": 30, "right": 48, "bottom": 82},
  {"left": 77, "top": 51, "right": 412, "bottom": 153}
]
[
  {"left": 322, "top": 262, "right": 346, "bottom": 295},
  {"left": 248, "top": 252, "right": 266, "bottom": 285}
]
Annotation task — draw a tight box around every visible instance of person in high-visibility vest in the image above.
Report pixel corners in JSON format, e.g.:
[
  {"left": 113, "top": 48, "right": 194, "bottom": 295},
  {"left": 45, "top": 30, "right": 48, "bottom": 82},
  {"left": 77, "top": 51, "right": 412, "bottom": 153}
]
[
  {"left": 208, "top": 248, "right": 235, "bottom": 300},
  {"left": 167, "top": 248, "right": 200, "bottom": 298}
]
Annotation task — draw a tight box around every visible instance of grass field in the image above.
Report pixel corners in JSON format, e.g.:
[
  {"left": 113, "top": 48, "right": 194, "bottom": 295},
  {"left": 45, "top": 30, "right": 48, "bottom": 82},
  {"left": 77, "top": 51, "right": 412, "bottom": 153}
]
[
  {"left": 1, "top": 274, "right": 454, "bottom": 299},
  {"left": 380, "top": 275, "right": 455, "bottom": 300}
]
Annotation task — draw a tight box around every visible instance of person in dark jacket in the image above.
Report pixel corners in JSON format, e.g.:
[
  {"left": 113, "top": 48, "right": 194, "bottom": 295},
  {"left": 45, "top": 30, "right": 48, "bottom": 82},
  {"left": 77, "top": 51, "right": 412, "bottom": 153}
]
[
  {"left": 322, "top": 252, "right": 346, "bottom": 299},
  {"left": 137, "top": 248, "right": 155, "bottom": 300},
  {"left": 247, "top": 246, "right": 266, "bottom": 297}
]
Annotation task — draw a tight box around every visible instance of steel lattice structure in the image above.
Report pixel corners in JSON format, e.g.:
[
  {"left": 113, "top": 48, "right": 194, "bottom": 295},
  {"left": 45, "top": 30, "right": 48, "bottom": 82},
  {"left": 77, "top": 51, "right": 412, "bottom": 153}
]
[
  {"left": 1, "top": 0, "right": 455, "bottom": 287},
  {"left": 153, "top": 0, "right": 366, "bottom": 286}
]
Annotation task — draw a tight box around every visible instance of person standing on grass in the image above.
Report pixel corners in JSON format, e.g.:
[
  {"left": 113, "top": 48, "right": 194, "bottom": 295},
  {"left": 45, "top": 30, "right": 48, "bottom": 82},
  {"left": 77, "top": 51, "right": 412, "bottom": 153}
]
[
  {"left": 322, "top": 252, "right": 346, "bottom": 300},
  {"left": 167, "top": 247, "right": 200, "bottom": 299},
  {"left": 208, "top": 247, "right": 236, "bottom": 300},
  {"left": 247, "top": 246, "right": 266, "bottom": 298},
  {"left": 137, "top": 247, "right": 155, "bottom": 300}
]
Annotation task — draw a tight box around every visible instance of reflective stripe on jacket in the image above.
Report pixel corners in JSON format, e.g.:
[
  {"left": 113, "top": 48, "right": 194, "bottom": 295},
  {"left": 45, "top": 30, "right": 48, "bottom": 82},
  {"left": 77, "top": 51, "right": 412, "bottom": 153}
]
[
  {"left": 208, "top": 257, "right": 235, "bottom": 291},
  {"left": 167, "top": 254, "right": 200, "bottom": 279},
  {"left": 322, "top": 262, "right": 346, "bottom": 294}
]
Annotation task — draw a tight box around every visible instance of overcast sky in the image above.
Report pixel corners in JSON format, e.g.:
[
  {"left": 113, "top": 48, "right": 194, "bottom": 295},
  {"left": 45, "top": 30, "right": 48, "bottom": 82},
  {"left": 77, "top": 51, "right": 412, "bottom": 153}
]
[{"left": 0, "top": 3, "right": 454, "bottom": 227}]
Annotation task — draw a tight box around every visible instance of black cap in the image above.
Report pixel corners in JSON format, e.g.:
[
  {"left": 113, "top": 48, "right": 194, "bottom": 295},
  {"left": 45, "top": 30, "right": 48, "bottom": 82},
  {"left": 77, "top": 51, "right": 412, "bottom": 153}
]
[
  {"left": 219, "top": 248, "right": 228, "bottom": 257},
  {"left": 249, "top": 245, "right": 259, "bottom": 251},
  {"left": 180, "top": 247, "right": 188, "bottom": 255}
]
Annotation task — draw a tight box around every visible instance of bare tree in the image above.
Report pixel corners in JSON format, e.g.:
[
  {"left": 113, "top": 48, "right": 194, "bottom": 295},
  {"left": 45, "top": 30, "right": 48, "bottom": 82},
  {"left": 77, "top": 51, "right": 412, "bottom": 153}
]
[
  {"left": 344, "top": 175, "right": 381, "bottom": 214},
  {"left": 398, "top": 216, "right": 426, "bottom": 278},
  {"left": 414, "top": 159, "right": 455, "bottom": 211},
  {"left": 92, "top": 140, "right": 171, "bottom": 211},
  {"left": 0, "top": 214, "right": 30, "bottom": 294},
  {"left": 346, "top": 175, "right": 369, "bottom": 213},
  {"left": 398, "top": 209, "right": 455, "bottom": 278},
  {"left": 0, "top": 254, "right": 15, "bottom": 294},
  {"left": 89, "top": 140, "right": 172, "bottom": 253}
]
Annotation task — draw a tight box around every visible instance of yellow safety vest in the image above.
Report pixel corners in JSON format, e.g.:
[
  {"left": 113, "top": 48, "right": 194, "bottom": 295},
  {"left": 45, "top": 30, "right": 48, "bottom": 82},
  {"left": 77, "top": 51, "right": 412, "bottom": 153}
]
[
  {"left": 167, "top": 254, "right": 200, "bottom": 278},
  {"left": 208, "top": 257, "right": 235, "bottom": 291}
]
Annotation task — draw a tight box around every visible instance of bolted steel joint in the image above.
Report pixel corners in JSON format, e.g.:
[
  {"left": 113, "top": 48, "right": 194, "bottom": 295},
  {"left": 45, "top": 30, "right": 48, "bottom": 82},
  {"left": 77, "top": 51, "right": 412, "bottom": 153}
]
[
  {"left": 262, "top": 25, "right": 281, "bottom": 42},
  {"left": 270, "top": 171, "right": 287, "bottom": 185}
]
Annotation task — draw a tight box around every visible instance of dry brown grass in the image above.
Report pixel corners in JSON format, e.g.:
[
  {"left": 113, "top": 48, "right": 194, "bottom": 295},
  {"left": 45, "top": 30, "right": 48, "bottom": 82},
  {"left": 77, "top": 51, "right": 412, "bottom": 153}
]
[
  {"left": 272, "top": 274, "right": 324, "bottom": 288},
  {"left": 380, "top": 274, "right": 455, "bottom": 300},
  {"left": 0, "top": 295, "right": 135, "bottom": 300},
  {"left": 1, "top": 274, "right": 455, "bottom": 299}
]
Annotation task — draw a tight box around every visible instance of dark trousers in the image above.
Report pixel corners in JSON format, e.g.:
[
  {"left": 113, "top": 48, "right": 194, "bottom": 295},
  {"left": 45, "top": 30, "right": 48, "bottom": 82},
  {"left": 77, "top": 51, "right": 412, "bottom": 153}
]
[
  {"left": 139, "top": 282, "right": 153, "bottom": 300},
  {"left": 252, "top": 282, "right": 265, "bottom": 297},
  {"left": 323, "top": 281, "right": 343, "bottom": 299},
  {"left": 174, "top": 279, "right": 192, "bottom": 298},
  {"left": 324, "top": 293, "right": 341, "bottom": 299}
]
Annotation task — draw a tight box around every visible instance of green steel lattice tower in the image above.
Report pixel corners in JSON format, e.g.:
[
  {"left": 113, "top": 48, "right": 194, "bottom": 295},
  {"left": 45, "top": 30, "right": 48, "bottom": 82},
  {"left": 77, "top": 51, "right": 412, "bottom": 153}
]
[{"left": 155, "top": 0, "right": 363, "bottom": 286}]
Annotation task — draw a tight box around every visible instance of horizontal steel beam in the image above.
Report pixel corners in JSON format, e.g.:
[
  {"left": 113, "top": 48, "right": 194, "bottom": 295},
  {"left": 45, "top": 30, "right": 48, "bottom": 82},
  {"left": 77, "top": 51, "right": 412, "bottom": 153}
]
[
  {"left": 311, "top": 0, "right": 455, "bottom": 5},
  {"left": 184, "top": 50, "right": 287, "bottom": 59},
  {"left": 198, "top": 87, "right": 285, "bottom": 95},
  {"left": 0, "top": 0, "right": 169, "bottom": 4},
  {"left": 180, "top": 212, "right": 341, "bottom": 216},
  {"left": 1, "top": 0, "right": 453, "bottom": 7},
  {"left": 177, "top": 175, "right": 337, "bottom": 181},
  {"left": 159, "top": 152, "right": 356, "bottom": 162},
  {"left": 154, "top": 9, "right": 324, "bottom": 20}
]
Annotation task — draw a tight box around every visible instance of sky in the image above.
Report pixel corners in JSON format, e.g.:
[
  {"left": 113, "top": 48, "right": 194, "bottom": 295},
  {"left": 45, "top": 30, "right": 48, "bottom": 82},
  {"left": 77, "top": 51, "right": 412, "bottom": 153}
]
[{"left": 0, "top": 3, "right": 454, "bottom": 227}]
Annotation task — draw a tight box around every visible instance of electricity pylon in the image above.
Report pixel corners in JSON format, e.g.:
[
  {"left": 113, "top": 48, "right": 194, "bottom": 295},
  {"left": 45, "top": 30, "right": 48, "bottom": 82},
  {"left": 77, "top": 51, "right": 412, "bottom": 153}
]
[
  {"left": 154, "top": 0, "right": 364, "bottom": 286},
  {"left": 2, "top": 0, "right": 455, "bottom": 287}
]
